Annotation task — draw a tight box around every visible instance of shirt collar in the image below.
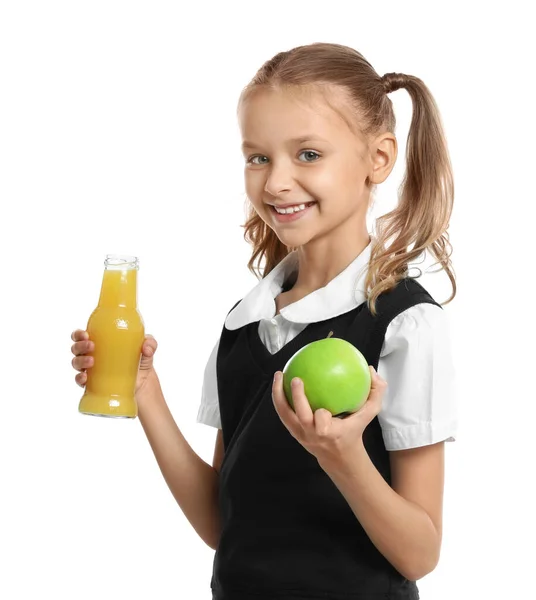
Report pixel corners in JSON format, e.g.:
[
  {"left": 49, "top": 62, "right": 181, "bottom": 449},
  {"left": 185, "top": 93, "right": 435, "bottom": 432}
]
[{"left": 225, "top": 237, "right": 373, "bottom": 329}]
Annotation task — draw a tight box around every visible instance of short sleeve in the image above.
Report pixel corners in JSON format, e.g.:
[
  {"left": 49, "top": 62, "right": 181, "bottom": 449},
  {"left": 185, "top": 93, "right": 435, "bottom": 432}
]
[
  {"left": 196, "top": 338, "right": 222, "bottom": 429},
  {"left": 376, "top": 303, "right": 458, "bottom": 451}
]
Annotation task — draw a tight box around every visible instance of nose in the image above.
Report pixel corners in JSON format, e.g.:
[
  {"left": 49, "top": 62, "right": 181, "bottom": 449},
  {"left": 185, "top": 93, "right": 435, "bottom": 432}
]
[{"left": 263, "top": 160, "right": 294, "bottom": 197}]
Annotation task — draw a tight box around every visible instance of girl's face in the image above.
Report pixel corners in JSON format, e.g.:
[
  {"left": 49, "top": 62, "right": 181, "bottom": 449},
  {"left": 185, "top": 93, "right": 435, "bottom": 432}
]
[{"left": 239, "top": 87, "right": 379, "bottom": 250}]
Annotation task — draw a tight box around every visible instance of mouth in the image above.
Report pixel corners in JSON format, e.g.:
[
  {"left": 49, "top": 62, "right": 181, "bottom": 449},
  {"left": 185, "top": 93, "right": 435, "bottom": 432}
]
[
  {"left": 271, "top": 201, "right": 316, "bottom": 214},
  {"left": 269, "top": 201, "right": 317, "bottom": 223}
]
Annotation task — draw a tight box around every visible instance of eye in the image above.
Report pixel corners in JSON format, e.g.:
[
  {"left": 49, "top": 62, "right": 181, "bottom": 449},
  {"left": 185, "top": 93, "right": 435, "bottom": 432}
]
[
  {"left": 298, "top": 150, "right": 320, "bottom": 162},
  {"left": 247, "top": 155, "right": 269, "bottom": 165}
]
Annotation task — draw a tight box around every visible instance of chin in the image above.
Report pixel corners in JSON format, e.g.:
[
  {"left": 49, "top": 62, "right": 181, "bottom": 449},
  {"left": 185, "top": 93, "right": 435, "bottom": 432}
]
[{"left": 274, "top": 230, "right": 313, "bottom": 249}]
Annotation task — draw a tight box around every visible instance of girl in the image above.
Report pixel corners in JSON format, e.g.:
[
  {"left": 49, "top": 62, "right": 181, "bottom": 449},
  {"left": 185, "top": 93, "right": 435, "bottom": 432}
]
[{"left": 71, "top": 42, "right": 458, "bottom": 600}]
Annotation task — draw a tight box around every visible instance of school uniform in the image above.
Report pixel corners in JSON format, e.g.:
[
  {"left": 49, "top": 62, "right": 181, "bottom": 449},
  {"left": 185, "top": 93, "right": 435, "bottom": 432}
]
[{"left": 197, "top": 238, "right": 458, "bottom": 600}]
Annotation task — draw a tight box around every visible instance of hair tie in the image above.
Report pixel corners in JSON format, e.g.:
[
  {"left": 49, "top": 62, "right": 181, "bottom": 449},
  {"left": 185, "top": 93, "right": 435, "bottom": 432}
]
[{"left": 381, "top": 72, "right": 408, "bottom": 94}]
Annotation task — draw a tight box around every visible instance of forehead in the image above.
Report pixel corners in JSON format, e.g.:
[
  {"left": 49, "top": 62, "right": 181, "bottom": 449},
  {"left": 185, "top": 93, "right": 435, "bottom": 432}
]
[{"left": 238, "top": 86, "right": 359, "bottom": 146}]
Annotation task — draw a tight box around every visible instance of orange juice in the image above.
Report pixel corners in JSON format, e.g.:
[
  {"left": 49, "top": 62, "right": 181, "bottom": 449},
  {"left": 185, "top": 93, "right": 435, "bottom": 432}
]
[{"left": 78, "top": 255, "right": 145, "bottom": 418}]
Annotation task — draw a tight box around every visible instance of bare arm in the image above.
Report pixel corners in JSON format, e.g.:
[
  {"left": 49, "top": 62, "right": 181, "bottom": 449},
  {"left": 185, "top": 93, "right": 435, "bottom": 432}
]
[
  {"left": 212, "top": 429, "right": 225, "bottom": 473},
  {"left": 320, "top": 441, "right": 444, "bottom": 581},
  {"left": 136, "top": 370, "right": 223, "bottom": 550}
]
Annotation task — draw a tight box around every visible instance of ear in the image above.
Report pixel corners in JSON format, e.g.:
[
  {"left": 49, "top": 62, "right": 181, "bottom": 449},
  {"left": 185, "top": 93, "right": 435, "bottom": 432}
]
[{"left": 368, "top": 132, "right": 397, "bottom": 185}]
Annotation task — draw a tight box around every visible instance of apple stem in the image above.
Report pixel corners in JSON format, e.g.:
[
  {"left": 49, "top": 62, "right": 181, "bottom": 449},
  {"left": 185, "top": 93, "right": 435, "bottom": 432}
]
[{"left": 327, "top": 331, "right": 333, "bottom": 338}]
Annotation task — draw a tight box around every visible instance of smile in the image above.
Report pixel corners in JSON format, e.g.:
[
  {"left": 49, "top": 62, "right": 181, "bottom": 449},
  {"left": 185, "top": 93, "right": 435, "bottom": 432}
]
[
  {"left": 272, "top": 201, "right": 317, "bottom": 214},
  {"left": 270, "top": 201, "right": 317, "bottom": 223}
]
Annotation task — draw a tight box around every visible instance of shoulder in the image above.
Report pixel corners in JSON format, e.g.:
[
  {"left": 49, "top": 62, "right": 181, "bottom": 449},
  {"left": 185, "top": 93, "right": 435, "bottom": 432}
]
[
  {"left": 371, "top": 276, "right": 442, "bottom": 326},
  {"left": 382, "top": 300, "right": 451, "bottom": 357},
  {"left": 390, "top": 276, "right": 441, "bottom": 308}
]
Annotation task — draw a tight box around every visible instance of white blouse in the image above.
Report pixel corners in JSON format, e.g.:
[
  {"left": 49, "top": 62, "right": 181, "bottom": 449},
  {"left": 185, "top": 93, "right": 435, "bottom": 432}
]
[{"left": 197, "top": 239, "right": 458, "bottom": 451}]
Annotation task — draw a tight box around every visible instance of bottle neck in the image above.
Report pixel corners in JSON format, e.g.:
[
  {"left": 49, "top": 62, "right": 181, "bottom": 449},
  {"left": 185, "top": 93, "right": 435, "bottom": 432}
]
[
  {"left": 98, "top": 255, "right": 139, "bottom": 309},
  {"left": 98, "top": 269, "right": 138, "bottom": 308}
]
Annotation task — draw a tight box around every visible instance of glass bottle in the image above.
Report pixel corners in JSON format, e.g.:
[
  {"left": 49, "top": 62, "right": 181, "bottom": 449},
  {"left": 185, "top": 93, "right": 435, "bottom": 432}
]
[{"left": 78, "top": 254, "right": 145, "bottom": 418}]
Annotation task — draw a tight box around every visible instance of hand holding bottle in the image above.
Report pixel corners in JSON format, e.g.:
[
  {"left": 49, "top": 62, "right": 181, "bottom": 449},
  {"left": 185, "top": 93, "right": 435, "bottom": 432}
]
[{"left": 71, "top": 329, "right": 158, "bottom": 395}]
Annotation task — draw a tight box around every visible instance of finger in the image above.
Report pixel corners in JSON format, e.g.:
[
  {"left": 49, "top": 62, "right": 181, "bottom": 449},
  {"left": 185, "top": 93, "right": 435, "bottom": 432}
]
[
  {"left": 272, "top": 372, "right": 300, "bottom": 429},
  {"left": 360, "top": 366, "right": 387, "bottom": 414},
  {"left": 290, "top": 378, "right": 314, "bottom": 427},
  {"left": 314, "top": 408, "right": 332, "bottom": 437},
  {"left": 72, "top": 355, "right": 94, "bottom": 372},
  {"left": 75, "top": 371, "right": 88, "bottom": 387},
  {"left": 369, "top": 366, "right": 387, "bottom": 390},
  {"left": 344, "top": 367, "right": 386, "bottom": 423},
  {"left": 71, "top": 329, "right": 88, "bottom": 342},
  {"left": 372, "top": 367, "right": 388, "bottom": 391},
  {"left": 71, "top": 339, "right": 94, "bottom": 356},
  {"left": 142, "top": 335, "right": 157, "bottom": 356}
]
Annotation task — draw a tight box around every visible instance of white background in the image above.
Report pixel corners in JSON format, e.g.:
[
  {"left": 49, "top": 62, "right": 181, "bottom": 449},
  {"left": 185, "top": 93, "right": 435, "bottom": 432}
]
[{"left": 1, "top": 1, "right": 534, "bottom": 598}]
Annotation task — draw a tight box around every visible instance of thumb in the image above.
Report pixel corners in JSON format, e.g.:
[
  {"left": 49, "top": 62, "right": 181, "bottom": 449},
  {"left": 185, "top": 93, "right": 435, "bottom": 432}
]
[
  {"left": 363, "top": 366, "right": 387, "bottom": 415},
  {"left": 369, "top": 366, "right": 387, "bottom": 392},
  {"left": 142, "top": 334, "right": 157, "bottom": 355},
  {"left": 140, "top": 334, "right": 158, "bottom": 370}
]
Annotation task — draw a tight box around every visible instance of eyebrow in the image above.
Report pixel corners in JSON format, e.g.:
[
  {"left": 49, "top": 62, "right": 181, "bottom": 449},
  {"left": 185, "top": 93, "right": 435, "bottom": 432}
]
[{"left": 241, "top": 136, "right": 330, "bottom": 151}]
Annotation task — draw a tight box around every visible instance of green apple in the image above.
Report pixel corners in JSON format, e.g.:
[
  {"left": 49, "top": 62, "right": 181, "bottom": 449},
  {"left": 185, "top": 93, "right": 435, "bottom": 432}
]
[{"left": 282, "top": 336, "right": 371, "bottom": 416}]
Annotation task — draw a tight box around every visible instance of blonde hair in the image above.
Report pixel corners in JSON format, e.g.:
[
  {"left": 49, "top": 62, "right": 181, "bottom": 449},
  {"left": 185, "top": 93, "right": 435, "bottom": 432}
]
[{"left": 239, "top": 42, "right": 456, "bottom": 316}]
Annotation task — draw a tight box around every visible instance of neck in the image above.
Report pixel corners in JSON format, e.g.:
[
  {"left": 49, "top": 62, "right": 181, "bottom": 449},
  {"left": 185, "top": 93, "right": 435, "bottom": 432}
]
[{"left": 293, "top": 227, "right": 371, "bottom": 295}]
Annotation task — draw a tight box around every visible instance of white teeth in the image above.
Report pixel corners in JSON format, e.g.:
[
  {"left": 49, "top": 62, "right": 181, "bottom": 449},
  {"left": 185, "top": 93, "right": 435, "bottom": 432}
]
[{"left": 275, "top": 203, "right": 307, "bottom": 215}]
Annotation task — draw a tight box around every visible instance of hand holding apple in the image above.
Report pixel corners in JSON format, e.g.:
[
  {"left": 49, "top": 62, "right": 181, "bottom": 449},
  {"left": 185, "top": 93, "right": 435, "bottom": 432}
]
[{"left": 272, "top": 365, "right": 388, "bottom": 467}]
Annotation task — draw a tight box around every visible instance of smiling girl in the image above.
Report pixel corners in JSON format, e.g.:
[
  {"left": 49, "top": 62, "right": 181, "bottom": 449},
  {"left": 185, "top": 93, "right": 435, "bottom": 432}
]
[{"left": 72, "top": 42, "right": 458, "bottom": 600}]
